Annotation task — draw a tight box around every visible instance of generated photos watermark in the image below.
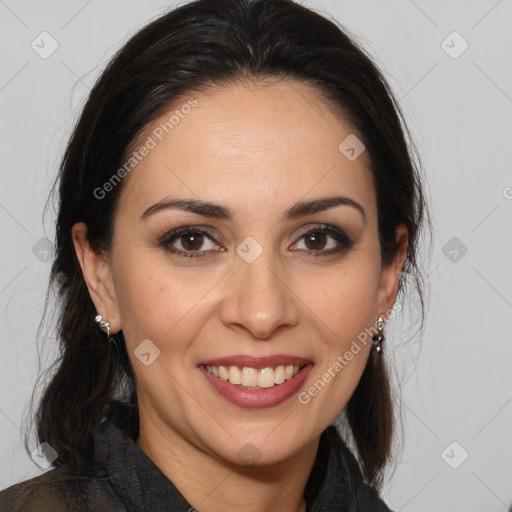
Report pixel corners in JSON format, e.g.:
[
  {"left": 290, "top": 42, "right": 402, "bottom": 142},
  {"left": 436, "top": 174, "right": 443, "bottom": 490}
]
[
  {"left": 94, "top": 97, "right": 198, "bottom": 200},
  {"left": 297, "top": 303, "right": 402, "bottom": 405}
]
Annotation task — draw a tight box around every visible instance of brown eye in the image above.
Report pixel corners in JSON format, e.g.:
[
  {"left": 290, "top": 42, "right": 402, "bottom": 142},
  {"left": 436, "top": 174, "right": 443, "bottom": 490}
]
[
  {"left": 159, "top": 226, "right": 223, "bottom": 259},
  {"left": 291, "top": 224, "right": 354, "bottom": 257},
  {"left": 303, "top": 232, "right": 328, "bottom": 251},
  {"left": 180, "top": 232, "right": 204, "bottom": 251}
]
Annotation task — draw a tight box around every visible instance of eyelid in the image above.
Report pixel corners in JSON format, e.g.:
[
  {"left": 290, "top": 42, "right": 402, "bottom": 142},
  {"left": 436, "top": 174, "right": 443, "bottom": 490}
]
[
  {"left": 289, "top": 223, "right": 353, "bottom": 251},
  {"left": 158, "top": 222, "right": 354, "bottom": 258},
  {"left": 158, "top": 225, "right": 223, "bottom": 245}
]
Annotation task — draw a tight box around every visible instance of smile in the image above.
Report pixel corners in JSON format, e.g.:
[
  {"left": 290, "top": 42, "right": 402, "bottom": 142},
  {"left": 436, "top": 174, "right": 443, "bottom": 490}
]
[
  {"left": 204, "top": 364, "right": 303, "bottom": 389},
  {"left": 198, "top": 355, "right": 314, "bottom": 409}
]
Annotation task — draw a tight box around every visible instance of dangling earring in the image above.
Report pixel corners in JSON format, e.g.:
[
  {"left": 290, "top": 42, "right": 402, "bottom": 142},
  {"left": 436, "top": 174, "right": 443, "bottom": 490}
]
[
  {"left": 372, "top": 314, "right": 385, "bottom": 352},
  {"left": 94, "top": 313, "right": 132, "bottom": 376},
  {"left": 95, "top": 314, "right": 114, "bottom": 343}
]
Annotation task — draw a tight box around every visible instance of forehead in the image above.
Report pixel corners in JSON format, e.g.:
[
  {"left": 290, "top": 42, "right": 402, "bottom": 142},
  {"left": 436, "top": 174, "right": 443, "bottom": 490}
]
[{"left": 117, "top": 80, "right": 375, "bottom": 222}]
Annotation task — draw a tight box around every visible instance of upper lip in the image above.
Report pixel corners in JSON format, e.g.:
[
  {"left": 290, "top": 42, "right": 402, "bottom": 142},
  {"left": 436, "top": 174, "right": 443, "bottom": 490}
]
[{"left": 199, "top": 354, "right": 312, "bottom": 370}]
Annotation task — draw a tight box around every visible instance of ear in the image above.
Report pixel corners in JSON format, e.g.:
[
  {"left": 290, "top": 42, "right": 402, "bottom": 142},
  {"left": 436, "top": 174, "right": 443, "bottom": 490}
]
[
  {"left": 71, "top": 222, "right": 121, "bottom": 333},
  {"left": 376, "top": 224, "right": 408, "bottom": 317}
]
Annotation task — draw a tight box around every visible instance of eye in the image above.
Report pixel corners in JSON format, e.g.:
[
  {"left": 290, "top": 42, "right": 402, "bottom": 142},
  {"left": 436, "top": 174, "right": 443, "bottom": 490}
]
[
  {"left": 159, "top": 227, "right": 223, "bottom": 259},
  {"left": 158, "top": 223, "right": 353, "bottom": 260},
  {"left": 290, "top": 224, "right": 354, "bottom": 257}
]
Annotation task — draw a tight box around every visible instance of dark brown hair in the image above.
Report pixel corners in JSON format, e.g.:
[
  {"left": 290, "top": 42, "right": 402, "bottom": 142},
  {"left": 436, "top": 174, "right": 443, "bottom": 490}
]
[{"left": 27, "top": 0, "right": 430, "bottom": 496}]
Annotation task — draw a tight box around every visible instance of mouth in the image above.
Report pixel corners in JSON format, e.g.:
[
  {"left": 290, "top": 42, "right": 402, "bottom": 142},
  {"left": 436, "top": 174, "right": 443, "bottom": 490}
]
[
  {"left": 197, "top": 355, "right": 313, "bottom": 408},
  {"left": 200, "top": 363, "right": 308, "bottom": 389},
  {"left": 197, "top": 354, "right": 314, "bottom": 409}
]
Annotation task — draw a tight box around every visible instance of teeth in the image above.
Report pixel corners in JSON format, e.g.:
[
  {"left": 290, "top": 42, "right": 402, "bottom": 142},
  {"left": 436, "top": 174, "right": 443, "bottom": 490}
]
[
  {"left": 258, "top": 367, "right": 275, "bottom": 388},
  {"left": 205, "top": 363, "right": 303, "bottom": 388},
  {"left": 241, "top": 367, "right": 258, "bottom": 387},
  {"left": 219, "top": 366, "right": 229, "bottom": 380},
  {"left": 274, "top": 365, "right": 285, "bottom": 384},
  {"left": 228, "top": 366, "right": 241, "bottom": 385}
]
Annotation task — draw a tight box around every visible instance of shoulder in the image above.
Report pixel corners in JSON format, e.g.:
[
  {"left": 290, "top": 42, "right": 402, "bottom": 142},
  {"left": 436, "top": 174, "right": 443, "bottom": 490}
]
[
  {"left": 0, "top": 465, "right": 123, "bottom": 512},
  {"left": 325, "top": 426, "right": 394, "bottom": 511},
  {"left": 0, "top": 415, "right": 135, "bottom": 512},
  {"left": 354, "top": 482, "right": 394, "bottom": 512},
  {"left": 0, "top": 468, "right": 74, "bottom": 512}
]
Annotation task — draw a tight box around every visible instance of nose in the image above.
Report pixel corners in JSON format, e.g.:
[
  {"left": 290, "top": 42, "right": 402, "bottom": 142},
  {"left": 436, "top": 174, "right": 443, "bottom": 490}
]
[{"left": 219, "top": 250, "right": 300, "bottom": 340}]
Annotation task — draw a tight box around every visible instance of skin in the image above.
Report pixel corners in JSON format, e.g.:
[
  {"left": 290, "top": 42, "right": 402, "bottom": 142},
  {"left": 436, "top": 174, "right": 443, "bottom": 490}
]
[{"left": 72, "top": 79, "right": 407, "bottom": 512}]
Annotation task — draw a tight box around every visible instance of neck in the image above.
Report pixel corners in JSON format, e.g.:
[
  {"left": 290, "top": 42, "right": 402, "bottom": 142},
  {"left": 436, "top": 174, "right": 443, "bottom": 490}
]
[{"left": 136, "top": 411, "right": 318, "bottom": 512}]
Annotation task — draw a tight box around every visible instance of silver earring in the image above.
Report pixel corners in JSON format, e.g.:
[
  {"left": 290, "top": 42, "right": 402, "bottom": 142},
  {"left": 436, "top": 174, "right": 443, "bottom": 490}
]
[
  {"left": 372, "top": 315, "right": 385, "bottom": 352},
  {"left": 95, "top": 314, "right": 112, "bottom": 341},
  {"left": 95, "top": 315, "right": 129, "bottom": 375}
]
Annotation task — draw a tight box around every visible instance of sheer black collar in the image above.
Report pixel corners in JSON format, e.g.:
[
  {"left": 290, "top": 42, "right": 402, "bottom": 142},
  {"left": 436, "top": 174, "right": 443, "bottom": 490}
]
[{"left": 94, "top": 411, "right": 392, "bottom": 511}]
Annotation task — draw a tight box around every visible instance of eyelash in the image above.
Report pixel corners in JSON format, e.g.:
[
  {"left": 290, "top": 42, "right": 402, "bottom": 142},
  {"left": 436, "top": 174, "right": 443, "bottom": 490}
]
[{"left": 157, "top": 224, "right": 354, "bottom": 259}]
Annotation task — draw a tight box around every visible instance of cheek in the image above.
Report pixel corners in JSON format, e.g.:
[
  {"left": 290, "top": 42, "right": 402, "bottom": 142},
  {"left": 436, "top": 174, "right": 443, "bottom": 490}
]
[
  {"left": 302, "top": 254, "right": 381, "bottom": 338},
  {"left": 314, "top": 274, "right": 376, "bottom": 374},
  {"left": 112, "top": 249, "right": 223, "bottom": 351},
  {"left": 295, "top": 251, "right": 380, "bottom": 411}
]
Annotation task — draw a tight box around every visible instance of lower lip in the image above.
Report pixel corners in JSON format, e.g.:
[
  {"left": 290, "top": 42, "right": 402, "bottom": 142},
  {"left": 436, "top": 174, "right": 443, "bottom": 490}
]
[{"left": 199, "top": 364, "right": 313, "bottom": 409}]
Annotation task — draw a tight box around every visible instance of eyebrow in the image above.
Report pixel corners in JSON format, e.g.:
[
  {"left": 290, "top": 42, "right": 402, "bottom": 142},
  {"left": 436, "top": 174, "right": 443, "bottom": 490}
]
[{"left": 141, "top": 195, "right": 366, "bottom": 223}]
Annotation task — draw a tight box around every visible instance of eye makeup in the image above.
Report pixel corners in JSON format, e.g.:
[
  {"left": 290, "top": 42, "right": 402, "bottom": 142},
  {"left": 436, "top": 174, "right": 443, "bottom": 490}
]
[{"left": 156, "top": 222, "right": 355, "bottom": 260}]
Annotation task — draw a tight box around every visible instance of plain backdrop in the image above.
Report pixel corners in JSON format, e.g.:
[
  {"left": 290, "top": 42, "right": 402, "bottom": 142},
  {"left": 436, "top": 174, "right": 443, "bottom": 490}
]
[{"left": 1, "top": 1, "right": 511, "bottom": 510}]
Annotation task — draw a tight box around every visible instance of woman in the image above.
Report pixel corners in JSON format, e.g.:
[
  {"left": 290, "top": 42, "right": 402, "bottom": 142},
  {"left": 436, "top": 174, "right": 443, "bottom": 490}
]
[{"left": 0, "top": 0, "right": 429, "bottom": 510}]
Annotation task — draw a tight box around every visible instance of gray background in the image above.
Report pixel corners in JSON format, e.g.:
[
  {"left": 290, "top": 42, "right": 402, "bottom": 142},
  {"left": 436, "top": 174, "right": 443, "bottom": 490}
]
[{"left": 1, "top": 1, "right": 511, "bottom": 510}]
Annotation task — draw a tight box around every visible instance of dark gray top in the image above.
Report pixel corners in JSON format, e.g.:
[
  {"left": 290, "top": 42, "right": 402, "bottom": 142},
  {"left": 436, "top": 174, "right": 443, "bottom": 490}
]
[{"left": 0, "top": 418, "right": 393, "bottom": 511}]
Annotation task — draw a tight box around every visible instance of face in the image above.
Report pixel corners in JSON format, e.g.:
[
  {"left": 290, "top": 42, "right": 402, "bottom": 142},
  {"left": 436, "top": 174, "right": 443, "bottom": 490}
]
[{"left": 75, "top": 80, "right": 405, "bottom": 466}]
